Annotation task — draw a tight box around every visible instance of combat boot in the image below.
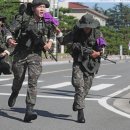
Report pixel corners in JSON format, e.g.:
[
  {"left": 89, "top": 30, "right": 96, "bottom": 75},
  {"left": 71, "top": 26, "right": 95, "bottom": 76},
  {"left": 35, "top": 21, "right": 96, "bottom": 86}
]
[
  {"left": 77, "top": 109, "right": 85, "bottom": 123},
  {"left": 24, "top": 105, "right": 37, "bottom": 122},
  {"left": 72, "top": 102, "right": 78, "bottom": 111},
  {"left": 8, "top": 91, "right": 18, "bottom": 107},
  {"left": 73, "top": 104, "right": 78, "bottom": 111}
]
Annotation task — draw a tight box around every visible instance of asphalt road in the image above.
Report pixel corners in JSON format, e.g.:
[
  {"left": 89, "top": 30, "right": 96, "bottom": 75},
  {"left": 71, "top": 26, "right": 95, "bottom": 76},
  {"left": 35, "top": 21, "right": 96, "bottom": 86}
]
[{"left": 0, "top": 59, "right": 130, "bottom": 130}]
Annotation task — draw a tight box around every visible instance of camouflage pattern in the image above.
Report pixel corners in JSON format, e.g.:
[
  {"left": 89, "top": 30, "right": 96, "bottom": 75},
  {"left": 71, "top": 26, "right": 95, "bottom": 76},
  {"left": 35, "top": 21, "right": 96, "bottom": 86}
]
[
  {"left": 7, "top": 11, "right": 54, "bottom": 107},
  {"left": 0, "top": 26, "right": 6, "bottom": 51},
  {"left": 0, "top": 19, "right": 12, "bottom": 75},
  {"left": 63, "top": 16, "right": 102, "bottom": 111},
  {"left": 72, "top": 62, "right": 94, "bottom": 110},
  {"left": 12, "top": 51, "right": 42, "bottom": 105},
  {"left": 76, "top": 14, "right": 97, "bottom": 29}
]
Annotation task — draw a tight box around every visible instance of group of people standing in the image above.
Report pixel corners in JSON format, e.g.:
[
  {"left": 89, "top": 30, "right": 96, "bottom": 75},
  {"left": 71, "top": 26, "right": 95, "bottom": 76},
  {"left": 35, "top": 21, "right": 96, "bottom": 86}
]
[{"left": 0, "top": 0, "right": 105, "bottom": 123}]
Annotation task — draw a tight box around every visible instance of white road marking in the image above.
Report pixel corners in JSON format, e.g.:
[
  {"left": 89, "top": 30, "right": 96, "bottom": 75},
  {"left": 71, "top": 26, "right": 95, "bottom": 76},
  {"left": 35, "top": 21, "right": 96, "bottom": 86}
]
[
  {"left": 0, "top": 78, "right": 12, "bottom": 81},
  {"left": 41, "top": 82, "right": 114, "bottom": 91},
  {"left": 64, "top": 76, "right": 71, "bottom": 78},
  {"left": 1, "top": 86, "right": 130, "bottom": 118},
  {"left": 40, "top": 82, "right": 71, "bottom": 89},
  {"left": 95, "top": 75, "right": 106, "bottom": 78},
  {"left": 95, "top": 75, "right": 121, "bottom": 79},
  {"left": 91, "top": 84, "right": 114, "bottom": 91},
  {"left": 0, "top": 80, "right": 43, "bottom": 87},
  {"left": 0, "top": 93, "right": 99, "bottom": 101},
  {"left": 64, "top": 75, "right": 121, "bottom": 80},
  {"left": 98, "top": 85, "right": 130, "bottom": 118},
  {"left": 111, "top": 75, "right": 122, "bottom": 79},
  {"left": 0, "top": 69, "right": 72, "bottom": 78},
  {"left": 41, "top": 69, "right": 71, "bottom": 75}
]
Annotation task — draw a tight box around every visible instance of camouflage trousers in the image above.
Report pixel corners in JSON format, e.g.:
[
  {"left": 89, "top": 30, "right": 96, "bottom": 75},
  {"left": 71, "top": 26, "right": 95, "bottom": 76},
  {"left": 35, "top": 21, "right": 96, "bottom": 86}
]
[
  {"left": 11, "top": 51, "right": 42, "bottom": 106},
  {"left": 72, "top": 62, "right": 94, "bottom": 110}
]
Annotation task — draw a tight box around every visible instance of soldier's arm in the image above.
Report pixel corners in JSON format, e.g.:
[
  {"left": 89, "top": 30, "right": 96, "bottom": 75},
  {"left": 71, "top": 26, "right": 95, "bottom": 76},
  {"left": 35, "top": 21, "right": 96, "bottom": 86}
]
[
  {"left": 5, "top": 15, "right": 22, "bottom": 46},
  {"left": 43, "top": 24, "right": 55, "bottom": 50},
  {"left": 5, "top": 28, "right": 17, "bottom": 47}
]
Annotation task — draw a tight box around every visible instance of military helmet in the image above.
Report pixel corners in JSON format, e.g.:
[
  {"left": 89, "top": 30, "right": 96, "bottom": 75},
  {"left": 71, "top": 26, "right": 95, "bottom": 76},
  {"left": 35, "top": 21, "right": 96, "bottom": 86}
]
[
  {"left": 76, "top": 14, "right": 96, "bottom": 28},
  {"left": 32, "top": 0, "right": 50, "bottom": 8}
]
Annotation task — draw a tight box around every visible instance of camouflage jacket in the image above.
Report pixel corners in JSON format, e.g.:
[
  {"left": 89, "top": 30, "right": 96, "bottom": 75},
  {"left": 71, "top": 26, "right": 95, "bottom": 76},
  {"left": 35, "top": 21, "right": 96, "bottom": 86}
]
[
  {"left": 6, "top": 13, "right": 55, "bottom": 54},
  {"left": 0, "top": 26, "right": 7, "bottom": 53},
  {"left": 63, "top": 26, "right": 101, "bottom": 74}
]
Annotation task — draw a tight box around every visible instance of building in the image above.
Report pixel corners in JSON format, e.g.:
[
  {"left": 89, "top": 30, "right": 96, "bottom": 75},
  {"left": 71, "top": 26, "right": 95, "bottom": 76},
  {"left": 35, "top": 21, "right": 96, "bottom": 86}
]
[{"left": 59, "top": 2, "right": 108, "bottom": 26}]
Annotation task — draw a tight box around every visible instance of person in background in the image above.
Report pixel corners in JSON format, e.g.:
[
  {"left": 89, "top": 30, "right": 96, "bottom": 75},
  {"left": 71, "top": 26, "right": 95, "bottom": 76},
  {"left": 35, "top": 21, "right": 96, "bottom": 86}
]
[{"left": 0, "top": 16, "right": 11, "bottom": 75}]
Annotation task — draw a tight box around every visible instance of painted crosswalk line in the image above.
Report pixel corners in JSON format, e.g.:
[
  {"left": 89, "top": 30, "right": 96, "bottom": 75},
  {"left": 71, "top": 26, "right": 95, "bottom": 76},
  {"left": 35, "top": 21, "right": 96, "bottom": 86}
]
[
  {"left": 40, "top": 82, "right": 114, "bottom": 91},
  {"left": 0, "top": 80, "right": 43, "bottom": 87},
  {"left": 64, "top": 75, "right": 121, "bottom": 79},
  {"left": 91, "top": 84, "right": 114, "bottom": 91},
  {"left": 0, "top": 92, "right": 99, "bottom": 101},
  {"left": 0, "top": 77, "right": 114, "bottom": 91},
  {"left": 40, "top": 82, "right": 71, "bottom": 89},
  {"left": 95, "top": 75, "right": 106, "bottom": 78},
  {"left": 0, "top": 78, "right": 12, "bottom": 81},
  {"left": 95, "top": 75, "right": 121, "bottom": 79}
]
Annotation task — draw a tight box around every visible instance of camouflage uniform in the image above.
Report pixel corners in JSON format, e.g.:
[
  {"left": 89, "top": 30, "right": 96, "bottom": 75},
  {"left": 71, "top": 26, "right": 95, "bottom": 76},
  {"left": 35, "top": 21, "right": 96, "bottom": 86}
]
[
  {"left": 7, "top": 14, "right": 54, "bottom": 106},
  {"left": 7, "top": 1, "right": 54, "bottom": 122},
  {"left": 0, "top": 16, "right": 8, "bottom": 53},
  {"left": 71, "top": 27, "right": 101, "bottom": 110},
  {"left": 0, "top": 27, "right": 5, "bottom": 52},
  {"left": 63, "top": 14, "right": 102, "bottom": 123},
  {"left": 0, "top": 16, "right": 11, "bottom": 75},
  {"left": 72, "top": 62, "right": 94, "bottom": 110}
]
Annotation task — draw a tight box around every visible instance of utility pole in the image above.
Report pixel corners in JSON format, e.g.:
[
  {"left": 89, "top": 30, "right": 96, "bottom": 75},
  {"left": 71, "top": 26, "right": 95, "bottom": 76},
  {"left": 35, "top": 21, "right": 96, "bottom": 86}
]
[
  {"left": 53, "top": 0, "right": 65, "bottom": 54},
  {"left": 52, "top": 0, "right": 59, "bottom": 60}
]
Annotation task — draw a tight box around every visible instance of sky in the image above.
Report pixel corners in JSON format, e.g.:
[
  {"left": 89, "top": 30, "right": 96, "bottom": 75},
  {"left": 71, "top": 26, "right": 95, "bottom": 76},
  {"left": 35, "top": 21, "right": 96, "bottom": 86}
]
[
  {"left": 58, "top": 0, "right": 130, "bottom": 10},
  {"left": 85, "top": 3, "right": 117, "bottom": 10},
  {"left": 85, "top": 2, "right": 130, "bottom": 10}
]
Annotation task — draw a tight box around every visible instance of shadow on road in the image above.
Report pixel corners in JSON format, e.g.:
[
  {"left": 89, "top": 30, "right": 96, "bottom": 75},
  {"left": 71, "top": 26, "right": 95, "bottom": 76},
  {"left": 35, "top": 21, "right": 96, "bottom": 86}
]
[
  {"left": 0, "top": 108, "right": 23, "bottom": 122},
  {"left": 0, "top": 107, "right": 75, "bottom": 122}
]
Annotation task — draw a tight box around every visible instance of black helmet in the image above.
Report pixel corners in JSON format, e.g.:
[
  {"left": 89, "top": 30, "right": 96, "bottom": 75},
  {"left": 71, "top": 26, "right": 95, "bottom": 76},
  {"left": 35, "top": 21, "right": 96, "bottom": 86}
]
[{"left": 32, "top": 0, "right": 50, "bottom": 8}]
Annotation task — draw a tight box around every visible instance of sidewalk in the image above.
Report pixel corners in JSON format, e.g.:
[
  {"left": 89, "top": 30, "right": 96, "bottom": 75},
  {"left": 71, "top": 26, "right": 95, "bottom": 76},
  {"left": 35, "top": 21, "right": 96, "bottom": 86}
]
[
  {"left": 42, "top": 54, "right": 73, "bottom": 65},
  {"left": 42, "top": 54, "right": 130, "bottom": 65},
  {"left": 113, "top": 93, "right": 130, "bottom": 113}
]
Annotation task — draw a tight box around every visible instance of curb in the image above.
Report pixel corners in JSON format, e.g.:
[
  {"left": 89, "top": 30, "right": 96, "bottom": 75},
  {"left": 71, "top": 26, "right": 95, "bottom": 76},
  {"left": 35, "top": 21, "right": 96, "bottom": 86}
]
[{"left": 42, "top": 60, "right": 73, "bottom": 65}]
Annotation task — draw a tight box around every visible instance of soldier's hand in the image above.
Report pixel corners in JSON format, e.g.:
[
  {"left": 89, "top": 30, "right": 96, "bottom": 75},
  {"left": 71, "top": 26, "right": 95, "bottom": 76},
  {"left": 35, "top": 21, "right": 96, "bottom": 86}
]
[
  {"left": 91, "top": 50, "right": 101, "bottom": 59},
  {"left": 43, "top": 41, "right": 52, "bottom": 51},
  {"left": 7, "top": 38, "right": 17, "bottom": 47},
  {"left": 0, "top": 50, "right": 10, "bottom": 57}
]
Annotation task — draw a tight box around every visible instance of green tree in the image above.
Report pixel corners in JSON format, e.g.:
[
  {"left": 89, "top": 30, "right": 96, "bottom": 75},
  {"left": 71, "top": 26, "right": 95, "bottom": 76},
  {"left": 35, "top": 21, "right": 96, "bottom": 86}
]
[
  {"left": 102, "top": 3, "right": 130, "bottom": 55},
  {"left": 58, "top": 7, "right": 78, "bottom": 32},
  {"left": 0, "top": 0, "right": 19, "bottom": 23}
]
